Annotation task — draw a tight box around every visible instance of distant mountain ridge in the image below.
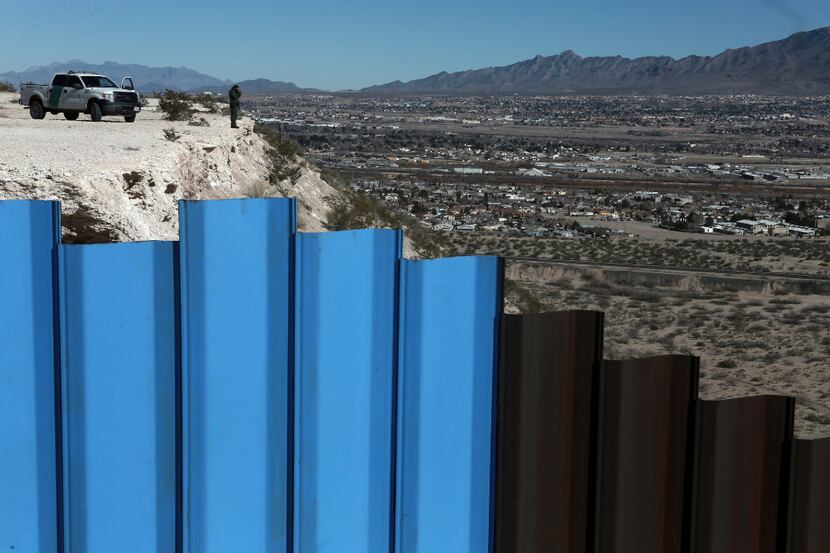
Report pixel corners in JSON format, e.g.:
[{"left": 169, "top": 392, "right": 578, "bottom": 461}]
[
  {"left": 196, "top": 78, "right": 321, "bottom": 95},
  {"left": 0, "top": 60, "right": 315, "bottom": 94},
  {"left": 3, "top": 27, "right": 829, "bottom": 96},
  {"left": 362, "top": 27, "right": 830, "bottom": 96}
]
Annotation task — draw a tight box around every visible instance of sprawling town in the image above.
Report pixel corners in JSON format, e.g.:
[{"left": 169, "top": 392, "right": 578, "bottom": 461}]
[
  {"left": 349, "top": 179, "right": 828, "bottom": 238},
  {"left": 249, "top": 94, "right": 830, "bottom": 240}
]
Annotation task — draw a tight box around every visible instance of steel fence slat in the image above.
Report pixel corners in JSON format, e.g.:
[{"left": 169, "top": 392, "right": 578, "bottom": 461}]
[
  {"left": 691, "top": 395, "right": 794, "bottom": 553},
  {"left": 293, "top": 229, "right": 402, "bottom": 553},
  {"left": 788, "top": 437, "right": 830, "bottom": 552},
  {"left": 179, "top": 199, "right": 295, "bottom": 553},
  {"left": 495, "top": 310, "right": 604, "bottom": 553},
  {"left": 396, "top": 256, "right": 503, "bottom": 553},
  {"left": 0, "top": 201, "right": 61, "bottom": 553},
  {"left": 58, "top": 242, "right": 178, "bottom": 553},
  {"left": 595, "top": 355, "right": 699, "bottom": 553}
]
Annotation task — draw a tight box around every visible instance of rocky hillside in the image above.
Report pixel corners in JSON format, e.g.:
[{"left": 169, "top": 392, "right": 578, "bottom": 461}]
[
  {"left": 0, "top": 92, "right": 338, "bottom": 242},
  {"left": 364, "top": 26, "right": 830, "bottom": 96}
]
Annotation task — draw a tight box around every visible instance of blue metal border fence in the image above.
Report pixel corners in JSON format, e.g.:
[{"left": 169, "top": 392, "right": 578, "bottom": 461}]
[{"left": 1, "top": 198, "right": 827, "bottom": 553}]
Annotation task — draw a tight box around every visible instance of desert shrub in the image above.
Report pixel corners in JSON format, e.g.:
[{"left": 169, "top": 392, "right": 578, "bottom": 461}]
[
  {"left": 188, "top": 117, "right": 210, "bottom": 127},
  {"left": 195, "top": 93, "right": 219, "bottom": 113},
  {"left": 771, "top": 297, "right": 800, "bottom": 305},
  {"left": 325, "top": 189, "right": 445, "bottom": 258},
  {"left": 0, "top": 81, "right": 16, "bottom": 93},
  {"left": 505, "top": 280, "right": 545, "bottom": 314},
  {"left": 253, "top": 122, "right": 307, "bottom": 184},
  {"left": 158, "top": 89, "right": 194, "bottom": 121},
  {"left": 801, "top": 304, "right": 830, "bottom": 315},
  {"left": 326, "top": 190, "right": 392, "bottom": 230},
  {"left": 254, "top": 122, "right": 303, "bottom": 158},
  {"left": 163, "top": 128, "right": 181, "bottom": 142},
  {"left": 745, "top": 322, "right": 767, "bottom": 333},
  {"left": 803, "top": 412, "right": 830, "bottom": 425},
  {"left": 716, "top": 359, "right": 737, "bottom": 369}
]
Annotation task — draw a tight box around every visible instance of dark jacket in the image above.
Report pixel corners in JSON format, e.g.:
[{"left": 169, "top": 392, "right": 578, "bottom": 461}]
[{"left": 229, "top": 86, "right": 241, "bottom": 108}]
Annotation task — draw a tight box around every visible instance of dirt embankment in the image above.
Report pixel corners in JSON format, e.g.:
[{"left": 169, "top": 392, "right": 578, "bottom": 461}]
[
  {"left": 0, "top": 92, "right": 338, "bottom": 241},
  {"left": 508, "top": 261, "right": 830, "bottom": 296}
]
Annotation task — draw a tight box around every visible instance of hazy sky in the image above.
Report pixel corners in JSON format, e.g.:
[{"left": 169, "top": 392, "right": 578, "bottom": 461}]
[{"left": 1, "top": 0, "right": 828, "bottom": 90}]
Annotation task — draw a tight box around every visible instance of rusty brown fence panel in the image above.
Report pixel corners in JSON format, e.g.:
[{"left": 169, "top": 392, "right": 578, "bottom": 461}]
[
  {"left": 495, "top": 310, "right": 604, "bottom": 553},
  {"left": 787, "top": 437, "right": 830, "bottom": 553},
  {"left": 690, "top": 395, "right": 794, "bottom": 553},
  {"left": 594, "top": 355, "right": 699, "bottom": 553}
]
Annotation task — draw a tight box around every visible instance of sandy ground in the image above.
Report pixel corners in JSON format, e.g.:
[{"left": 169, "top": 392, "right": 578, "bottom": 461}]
[
  {"left": 447, "top": 232, "right": 830, "bottom": 277},
  {"left": 453, "top": 232, "right": 830, "bottom": 438},
  {"left": 0, "top": 92, "right": 337, "bottom": 240},
  {"left": 502, "top": 261, "right": 830, "bottom": 439}
]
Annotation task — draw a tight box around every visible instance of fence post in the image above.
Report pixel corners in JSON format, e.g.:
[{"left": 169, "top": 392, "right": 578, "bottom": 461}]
[
  {"left": 787, "top": 437, "right": 830, "bottom": 553},
  {"left": 594, "top": 355, "right": 699, "bottom": 553},
  {"left": 495, "top": 310, "right": 604, "bottom": 553},
  {"left": 690, "top": 395, "right": 794, "bottom": 553},
  {"left": 58, "top": 242, "right": 178, "bottom": 553},
  {"left": 396, "top": 256, "right": 503, "bottom": 553},
  {"left": 179, "top": 199, "right": 295, "bottom": 553},
  {"left": 293, "top": 229, "right": 401, "bottom": 553},
  {"left": 0, "top": 201, "right": 61, "bottom": 553}
]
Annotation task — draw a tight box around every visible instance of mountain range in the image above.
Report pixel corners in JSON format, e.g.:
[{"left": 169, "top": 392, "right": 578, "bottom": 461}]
[
  {"left": 2, "top": 27, "right": 829, "bottom": 96},
  {"left": 362, "top": 27, "right": 830, "bottom": 96},
  {"left": 0, "top": 60, "right": 314, "bottom": 94}
]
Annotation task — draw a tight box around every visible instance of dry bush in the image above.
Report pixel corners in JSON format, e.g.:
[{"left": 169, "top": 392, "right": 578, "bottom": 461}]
[
  {"left": 195, "top": 93, "right": 220, "bottom": 113},
  {"left": 163, "top": 128, "right": 181, "bottom": 142},
  {"left": 158, "top": 89, "right": 194, "bottom": 121}
]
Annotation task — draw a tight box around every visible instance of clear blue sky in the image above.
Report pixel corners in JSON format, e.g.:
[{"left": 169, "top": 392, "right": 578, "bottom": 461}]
[{"left": 2, "top": 0, "right": 828, "bottom": 90}]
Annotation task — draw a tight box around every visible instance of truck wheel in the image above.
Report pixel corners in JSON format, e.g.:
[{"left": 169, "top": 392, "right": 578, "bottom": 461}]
[
  {"left": 124, "top": 115, "right": 136, "bottom": 123},
  {"left": 64, "top": 112, "right": 79, "bottom": 121},
  {"left": 89, "top": 102, "right": 103, "bottom": 122},
  {"left": 29, "top": 100, "right": 46, "bottom": 119}
]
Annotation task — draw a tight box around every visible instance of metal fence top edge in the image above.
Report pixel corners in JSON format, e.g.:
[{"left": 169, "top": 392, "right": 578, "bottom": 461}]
[
  {"left": 697, "top": 394, "right": 796, "bottom": 406},
  {"left": 603, "top": 354, "right": 700, "bottom": 365},
  {"left": 502, "top": 309, "right": 604, "bottom": 321},
  {"left": 401, "top": 254, "right": 501, "bottom": 266},
  {"left": 297, "top": 227, "right": 403, "bottom": 239},
  {"left": 59, "top": 240, "right": 178, "bottom": 249},
  {"left": 177, "top": 197, "right": 296, "bottom": 207},
  {"left": 0, "top": 199, "right": 61, "bottom": 207},
  {"left": 794, "top": 435, "right": 830, "bottom": 445}
]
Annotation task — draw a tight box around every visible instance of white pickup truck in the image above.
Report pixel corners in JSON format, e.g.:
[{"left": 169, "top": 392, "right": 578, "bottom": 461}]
[{"left": 19, "top": 72, "right": 141, "bottom": 122}]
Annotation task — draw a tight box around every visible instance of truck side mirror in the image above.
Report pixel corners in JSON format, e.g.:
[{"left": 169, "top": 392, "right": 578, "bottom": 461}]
[{"left": 121, "top": 77, "right": 134, "bottom": 90}]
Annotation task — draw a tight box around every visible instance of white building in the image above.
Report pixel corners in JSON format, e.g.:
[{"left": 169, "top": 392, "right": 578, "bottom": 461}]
[{"left": 454, "top": 167, "right": 483, "bottom": 175}]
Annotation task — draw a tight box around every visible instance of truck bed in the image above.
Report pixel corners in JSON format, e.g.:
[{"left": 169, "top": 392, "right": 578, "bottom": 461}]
[{"left": 19, "top": 84, "right": 50, "bottom": 106}]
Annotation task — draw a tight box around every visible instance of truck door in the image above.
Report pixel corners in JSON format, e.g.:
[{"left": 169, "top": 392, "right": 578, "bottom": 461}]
[
  {"left": 48, "top": 74, "right": 68, "bottom": 109},
  {"left": 63, "top": 75, "right": 85, "bottom": 110}
]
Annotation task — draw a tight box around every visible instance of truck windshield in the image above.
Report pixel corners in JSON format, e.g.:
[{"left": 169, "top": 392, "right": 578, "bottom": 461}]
[{"left": 80, "top": 76, "right": 117, "bottom": 88}]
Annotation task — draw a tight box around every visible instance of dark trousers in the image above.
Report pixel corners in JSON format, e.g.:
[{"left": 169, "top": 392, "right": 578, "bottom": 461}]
[{"left": 230, "top": 105, "right": 239, "bottom": 127}]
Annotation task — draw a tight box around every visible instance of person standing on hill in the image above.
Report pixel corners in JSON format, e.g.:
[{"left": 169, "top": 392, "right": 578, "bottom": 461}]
[{"left": 229, "top": 84, "right": 241, "bottom": 128}]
